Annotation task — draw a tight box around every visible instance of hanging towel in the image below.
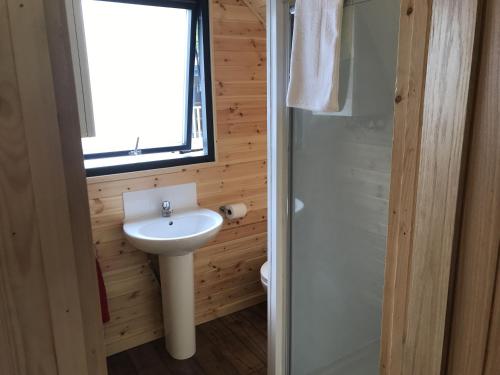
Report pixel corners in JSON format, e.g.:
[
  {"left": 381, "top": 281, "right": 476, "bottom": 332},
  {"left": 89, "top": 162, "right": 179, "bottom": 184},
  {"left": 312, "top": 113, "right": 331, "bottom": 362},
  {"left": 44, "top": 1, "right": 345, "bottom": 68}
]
[
  {"left": 96, "top": 259, "right": 110, "bottom": 323},
  {"left": 286, "top": 0, "right": 344, "bottom": 112}
]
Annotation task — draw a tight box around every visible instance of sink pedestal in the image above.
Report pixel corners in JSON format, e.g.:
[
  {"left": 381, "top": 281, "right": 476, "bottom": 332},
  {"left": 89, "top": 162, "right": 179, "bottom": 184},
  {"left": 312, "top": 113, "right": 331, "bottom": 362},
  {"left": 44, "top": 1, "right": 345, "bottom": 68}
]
[
  {"left": 159, "top": 253, "right": 196, "bottom": 360},
  {"left": 122, "top": 186, "right": 223, "bottom": 360}
]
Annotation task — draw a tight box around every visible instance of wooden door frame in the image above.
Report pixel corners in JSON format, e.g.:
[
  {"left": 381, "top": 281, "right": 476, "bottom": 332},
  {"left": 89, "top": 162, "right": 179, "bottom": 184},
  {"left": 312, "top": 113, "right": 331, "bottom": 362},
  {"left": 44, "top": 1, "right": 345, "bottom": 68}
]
[
  {"left": 381, "top": 0, "right": 483, "bottom": 374},
  {"left": 0, "top": 0, "right": 107, "bottom": 373},
  {"left": 446, "top": 0, "right": 500, "bottom": 372}
]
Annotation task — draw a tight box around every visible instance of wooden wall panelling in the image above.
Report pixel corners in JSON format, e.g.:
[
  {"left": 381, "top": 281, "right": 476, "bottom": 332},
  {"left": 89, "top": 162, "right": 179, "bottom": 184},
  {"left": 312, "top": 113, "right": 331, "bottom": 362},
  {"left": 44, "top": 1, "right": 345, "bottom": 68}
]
[
  {"left": 380, "top": 0, "right": 431, "bottom": 372},
  {"left": 87, "top": 0, "right": 268, "bottom": 355},
  {"left": 401, "top": 0, "right": 480, "bottom": 373},
  {"left": 241, "top": 0, "right": 266, "bottom": 24},
  {"left": 446, "top": 0, "right": 500, "bottom": 373},
  {"left": 0, "top": 0, "right": 106, "bottom": 373}
]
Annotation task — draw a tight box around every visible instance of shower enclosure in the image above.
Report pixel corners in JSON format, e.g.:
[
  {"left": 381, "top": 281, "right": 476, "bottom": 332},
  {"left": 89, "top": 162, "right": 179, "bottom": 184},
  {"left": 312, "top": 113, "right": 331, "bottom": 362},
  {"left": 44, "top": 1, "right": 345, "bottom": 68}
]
[{"left": 268, "top": 0, "right": 400, "bottom": 373}]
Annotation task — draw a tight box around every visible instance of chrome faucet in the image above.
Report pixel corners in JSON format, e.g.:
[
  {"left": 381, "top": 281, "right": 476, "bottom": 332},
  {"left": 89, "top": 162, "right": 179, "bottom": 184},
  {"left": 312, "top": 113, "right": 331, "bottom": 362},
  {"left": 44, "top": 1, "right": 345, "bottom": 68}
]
[{"left": 161, "top": 201, "right": 172, "bottom": 217}]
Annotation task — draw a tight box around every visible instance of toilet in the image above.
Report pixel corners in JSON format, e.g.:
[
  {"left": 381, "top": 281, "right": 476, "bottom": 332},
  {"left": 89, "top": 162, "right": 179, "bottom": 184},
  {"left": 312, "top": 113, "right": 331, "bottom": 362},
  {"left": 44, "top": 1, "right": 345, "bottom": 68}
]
[{"left": 260, "top": 261, "right": 269, "bottom": 291}]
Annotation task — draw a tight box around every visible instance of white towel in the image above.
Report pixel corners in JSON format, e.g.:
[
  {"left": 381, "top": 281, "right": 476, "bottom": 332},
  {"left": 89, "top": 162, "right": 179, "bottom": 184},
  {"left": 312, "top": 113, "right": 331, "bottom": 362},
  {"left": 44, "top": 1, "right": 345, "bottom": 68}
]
[{"left": 286, "top": 0, "right": 344, "bottom": 112}]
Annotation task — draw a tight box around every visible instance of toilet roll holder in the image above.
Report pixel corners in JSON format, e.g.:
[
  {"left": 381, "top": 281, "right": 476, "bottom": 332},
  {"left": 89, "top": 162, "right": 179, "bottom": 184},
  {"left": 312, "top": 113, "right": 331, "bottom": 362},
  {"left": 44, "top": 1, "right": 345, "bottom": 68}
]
[{"left": 219, "top": 206, "right": 233, "bottom": 216}]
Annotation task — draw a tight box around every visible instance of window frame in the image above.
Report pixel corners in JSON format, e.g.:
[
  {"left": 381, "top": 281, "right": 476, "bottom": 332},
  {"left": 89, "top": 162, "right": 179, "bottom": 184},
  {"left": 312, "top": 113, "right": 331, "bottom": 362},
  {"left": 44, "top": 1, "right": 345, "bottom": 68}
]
[{"left": 69, "top": 0, "right": 215, "bottom": 176}]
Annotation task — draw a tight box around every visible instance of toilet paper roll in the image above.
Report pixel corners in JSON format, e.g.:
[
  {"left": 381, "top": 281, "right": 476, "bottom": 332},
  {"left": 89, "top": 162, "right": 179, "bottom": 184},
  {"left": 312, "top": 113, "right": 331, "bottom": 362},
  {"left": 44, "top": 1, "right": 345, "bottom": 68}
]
[{"left": 223, "top": 203, "right": 248, "bottom": 220}]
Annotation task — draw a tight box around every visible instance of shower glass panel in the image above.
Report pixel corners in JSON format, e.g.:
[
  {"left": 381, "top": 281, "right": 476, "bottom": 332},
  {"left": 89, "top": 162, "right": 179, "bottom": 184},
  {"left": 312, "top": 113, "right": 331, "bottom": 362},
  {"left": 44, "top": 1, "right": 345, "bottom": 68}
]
[{"left": 289, "top": 0, "right": 400, "bottom": 373}]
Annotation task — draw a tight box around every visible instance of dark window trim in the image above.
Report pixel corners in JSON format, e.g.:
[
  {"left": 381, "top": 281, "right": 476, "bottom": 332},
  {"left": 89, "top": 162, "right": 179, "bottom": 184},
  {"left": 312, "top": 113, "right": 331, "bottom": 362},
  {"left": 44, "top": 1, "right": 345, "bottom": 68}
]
[
  {"left": 84, "top": 144, "right": 190, "bottom": 160},
  {"left": 198, "top": 0, "right": 215, "bottom": 163},
  {"left": 83, "top": 0, "right": 215, "bottom": 176},
  {"left": 183, "top": 3, "right": 197, "bottom": 151},
  {"left": 98, "top": 0, "right": 198, "bottom": 10},
  {"left": 85, "top": 154, "right": 214, "bottom": 177}
]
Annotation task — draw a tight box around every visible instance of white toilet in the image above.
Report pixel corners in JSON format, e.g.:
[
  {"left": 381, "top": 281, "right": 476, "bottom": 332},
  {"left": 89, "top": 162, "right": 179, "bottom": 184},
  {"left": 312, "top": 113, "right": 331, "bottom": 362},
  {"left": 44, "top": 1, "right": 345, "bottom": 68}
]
[{"left": 260, "top": 261, "right": 269, "bottom": 291}]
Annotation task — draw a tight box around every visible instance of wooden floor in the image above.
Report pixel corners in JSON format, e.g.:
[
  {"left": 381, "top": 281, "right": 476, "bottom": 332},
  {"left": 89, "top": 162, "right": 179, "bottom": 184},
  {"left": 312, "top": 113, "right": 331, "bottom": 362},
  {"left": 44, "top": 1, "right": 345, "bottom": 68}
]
[{"left": 107, "top": 303, "right": 267, "bottom": 375}]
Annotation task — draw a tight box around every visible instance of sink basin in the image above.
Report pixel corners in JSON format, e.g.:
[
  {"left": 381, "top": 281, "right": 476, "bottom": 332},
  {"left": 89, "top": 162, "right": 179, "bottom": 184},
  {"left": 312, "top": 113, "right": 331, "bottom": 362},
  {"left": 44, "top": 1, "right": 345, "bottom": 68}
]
[
  {"left": 123, "top": 208, "right": 223, "bottom": 256},
  {"left": 122, "top": 204, "right": 223, "bottom": 360}
]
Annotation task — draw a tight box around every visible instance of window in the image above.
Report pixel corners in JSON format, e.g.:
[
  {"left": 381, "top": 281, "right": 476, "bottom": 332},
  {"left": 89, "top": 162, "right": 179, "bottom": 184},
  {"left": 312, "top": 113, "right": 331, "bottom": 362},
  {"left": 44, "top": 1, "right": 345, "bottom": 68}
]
[{"left": 67, "top": 0, "right": 215, "bottom": 176}]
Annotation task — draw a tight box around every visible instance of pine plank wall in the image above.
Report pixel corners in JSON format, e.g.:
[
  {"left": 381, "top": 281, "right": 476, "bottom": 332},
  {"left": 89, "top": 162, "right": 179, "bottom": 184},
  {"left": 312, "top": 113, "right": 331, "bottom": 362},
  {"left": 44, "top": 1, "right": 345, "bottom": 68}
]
[{"left": 86, "top": 0, "right": 267, "bottom": 356}]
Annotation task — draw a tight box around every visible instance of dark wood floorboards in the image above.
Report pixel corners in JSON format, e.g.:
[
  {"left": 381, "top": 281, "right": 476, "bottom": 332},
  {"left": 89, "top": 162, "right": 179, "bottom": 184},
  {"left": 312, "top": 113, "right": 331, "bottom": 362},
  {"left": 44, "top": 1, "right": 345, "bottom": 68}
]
[{"left": 107, "top": 303, "right": 267, "bottom": 375}]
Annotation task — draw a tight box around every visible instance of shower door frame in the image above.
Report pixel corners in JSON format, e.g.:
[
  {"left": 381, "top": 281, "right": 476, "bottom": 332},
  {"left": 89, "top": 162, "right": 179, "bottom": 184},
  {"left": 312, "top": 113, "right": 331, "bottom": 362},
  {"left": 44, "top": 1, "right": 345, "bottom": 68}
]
[
  {"left": 267, "top": 0, "right": 482, "bottom": 374},
  {"left": 267, "top": 0, "right": 292, "bottom": 374}
]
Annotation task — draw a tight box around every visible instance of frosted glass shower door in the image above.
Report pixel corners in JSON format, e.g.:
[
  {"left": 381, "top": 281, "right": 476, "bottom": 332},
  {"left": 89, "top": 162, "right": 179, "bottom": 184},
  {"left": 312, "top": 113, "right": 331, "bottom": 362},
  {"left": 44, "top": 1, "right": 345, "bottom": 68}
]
[{"left": 288, "top": 0, "right": 400, "bottom": 373}]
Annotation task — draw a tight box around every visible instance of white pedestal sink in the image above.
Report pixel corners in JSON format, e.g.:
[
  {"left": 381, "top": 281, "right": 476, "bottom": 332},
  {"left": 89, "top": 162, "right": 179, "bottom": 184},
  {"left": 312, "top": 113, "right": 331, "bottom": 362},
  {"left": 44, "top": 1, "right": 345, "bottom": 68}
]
[{"left": 122, "top": 184, "right": 223, "bottom": 360}]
